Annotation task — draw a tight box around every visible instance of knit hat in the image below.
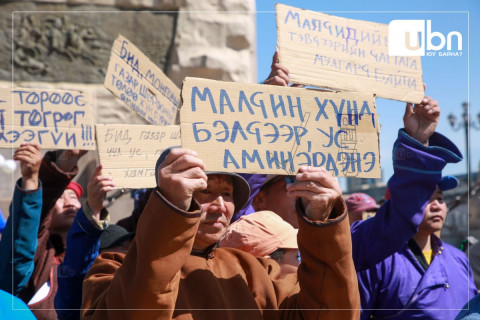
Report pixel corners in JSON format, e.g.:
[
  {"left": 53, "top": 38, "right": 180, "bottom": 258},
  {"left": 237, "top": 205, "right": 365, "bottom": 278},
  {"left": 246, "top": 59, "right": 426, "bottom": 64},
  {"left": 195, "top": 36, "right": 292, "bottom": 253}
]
[
  {"left": 66, "top": 181, "right": 83, "bottom": 198},
  {"left": 156, "top": 148, "right": 251, "bottom": 214},
  {"left": 218, "top": 210, "right": 298, "bottom": 257},
  {"left": 100, "top": 224, "right": 135, "bottom": 251},
  {"left": 345, "top": 193, "right": 379, "bottom": 217}
]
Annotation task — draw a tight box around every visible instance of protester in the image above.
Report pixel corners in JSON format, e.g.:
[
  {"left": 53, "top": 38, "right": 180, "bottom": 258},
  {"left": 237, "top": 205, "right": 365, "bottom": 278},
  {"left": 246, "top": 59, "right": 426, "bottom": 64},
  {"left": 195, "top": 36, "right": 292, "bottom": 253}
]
[
  {"left": 219, "top": 210, "right": 299, "bottom": 278},
  {"left": 261, "top": 51, "right": 472, "bottom": 319},
  {"left": 358, "top": 176, "right": 477, "bottom": 319},
  {"left": 0, "top": 143, "right": 43, "bottom": 295},
  {"left": 81, "top": 147, "right": 360, "bottom": 319},
  {"left": 345, "top": 193, "right": 379, "bottom": 225},
  {"left": 8, "top": 148, "right": 86, "bottom": 319},
  {"left": 55, "top": 164, "right": 114, "bottom": 320}
]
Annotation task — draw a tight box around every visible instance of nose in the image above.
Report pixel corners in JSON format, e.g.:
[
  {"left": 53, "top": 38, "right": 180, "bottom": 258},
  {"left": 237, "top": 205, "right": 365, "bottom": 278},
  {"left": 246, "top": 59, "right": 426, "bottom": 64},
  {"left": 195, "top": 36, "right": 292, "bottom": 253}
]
[
  {"left": 208, "top": 194, "right": 227, "bottom": 214},
  {"left": 63, "top": 195, "right": 79, "bottom": 209},
  {"left": 429, "top": 199, "right": 441, "bottom": 211}
]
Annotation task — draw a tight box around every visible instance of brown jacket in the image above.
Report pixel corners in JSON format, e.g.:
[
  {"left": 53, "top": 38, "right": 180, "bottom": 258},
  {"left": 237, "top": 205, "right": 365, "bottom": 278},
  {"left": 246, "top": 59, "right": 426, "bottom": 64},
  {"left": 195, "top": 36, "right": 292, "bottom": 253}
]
[{"left": 82, "top": 189, "right": 360, "bottom": 319}]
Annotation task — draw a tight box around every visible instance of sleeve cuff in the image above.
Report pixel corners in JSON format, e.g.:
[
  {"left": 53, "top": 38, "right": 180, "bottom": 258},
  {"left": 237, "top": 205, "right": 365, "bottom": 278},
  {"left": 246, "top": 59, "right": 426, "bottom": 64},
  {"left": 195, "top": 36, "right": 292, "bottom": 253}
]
[
  {"left": 397, "top": 129, "right": 462, "bottom": 163},
  {"left": 295, "top": 197, "right": 347, "bottom": 227},
  {"left": 154, "top": 187, "right": 202, "bottom": 218},
  {"left": 82, "top": 200, "right": 110, "bottom": 230},
  {"left": 15, "top": 178, "right": 42, "bottom": 193}
]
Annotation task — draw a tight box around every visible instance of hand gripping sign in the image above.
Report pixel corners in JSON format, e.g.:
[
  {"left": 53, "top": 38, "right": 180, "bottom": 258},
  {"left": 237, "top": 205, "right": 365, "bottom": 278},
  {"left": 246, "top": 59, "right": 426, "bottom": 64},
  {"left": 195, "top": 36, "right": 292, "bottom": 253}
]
[
  {"left": 276, "top": 4, "right": 424, "bottom": 103},
  {"left": 180, "top": 77, "right": 381, "bottom": 178}
]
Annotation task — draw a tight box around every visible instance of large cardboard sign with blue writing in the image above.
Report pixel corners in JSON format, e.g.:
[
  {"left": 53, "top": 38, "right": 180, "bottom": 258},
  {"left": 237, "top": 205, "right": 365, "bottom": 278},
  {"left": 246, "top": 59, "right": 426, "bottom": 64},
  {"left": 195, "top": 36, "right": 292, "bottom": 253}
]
[
  {"left": 96, "top": 124, "right": 181, "bottom": 188},
  {"left": 0, "top": 87, "right": 95, "bottom": 150},
  {"left": 104, "top": 35, "right": 180, "bottom": 125},
  {"left": 276, "top": 4, "right": 424, "bottom": 103},
  {"left": 180, "top": 77, "right": 381, "bottom": 178}
]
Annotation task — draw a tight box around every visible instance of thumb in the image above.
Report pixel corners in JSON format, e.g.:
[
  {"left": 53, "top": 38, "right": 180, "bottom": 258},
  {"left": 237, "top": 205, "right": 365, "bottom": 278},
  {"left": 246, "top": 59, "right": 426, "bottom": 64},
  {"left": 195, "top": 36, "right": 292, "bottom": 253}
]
[
  {"left": 404, "top": 103, "right": 414, "bottom": 119},
  {"left": 272, "top": 50, "right": 279, "bottom": 65},
  {"left": 91, "top": 164, "right": 103, "bottom": 179}
]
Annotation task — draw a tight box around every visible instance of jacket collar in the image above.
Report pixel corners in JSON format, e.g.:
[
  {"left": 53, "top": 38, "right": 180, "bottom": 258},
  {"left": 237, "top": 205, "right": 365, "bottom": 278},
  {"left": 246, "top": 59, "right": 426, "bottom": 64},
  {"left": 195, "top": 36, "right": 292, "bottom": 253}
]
[{"left": 190, "top": 243, "right": 217, "bottom": 259}]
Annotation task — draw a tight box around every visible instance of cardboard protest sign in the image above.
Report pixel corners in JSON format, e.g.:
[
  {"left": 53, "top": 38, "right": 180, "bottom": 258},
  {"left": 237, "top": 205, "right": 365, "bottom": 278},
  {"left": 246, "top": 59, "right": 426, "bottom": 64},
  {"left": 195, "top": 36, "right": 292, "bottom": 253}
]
[
  {"left": 0, "top": 87, "right": 95, "bottom": 150},
  {"left": 95, "top": 124, "right": 181, "bottom": 188},
  {"left": 180, "top": 77, "right": 380, "bottom": 178},
  {"left": 104, "top": 35, "right": 180, "bottom": 125},
  {"left": 276, "top": 4, "right": 424, "bottom": 103}
]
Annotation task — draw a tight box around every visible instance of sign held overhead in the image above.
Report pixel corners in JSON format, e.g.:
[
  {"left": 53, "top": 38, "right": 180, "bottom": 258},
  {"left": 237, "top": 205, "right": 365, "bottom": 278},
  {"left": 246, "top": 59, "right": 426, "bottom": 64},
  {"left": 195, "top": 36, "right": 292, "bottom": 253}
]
[
  {"left": 180, "top": 77, "right": 381, "bottom": 178},
  {"left": 0, "top": 87, "right": 95, "bottom": 150},
  {"left": 276, "top": 3, "right": 424, "bottom": 103},
  {"left": 96, "top": 124, "right": 181, "bottom": 189},
  {"left": 104, "top": 35, "right": 180, "bottom": 125}
]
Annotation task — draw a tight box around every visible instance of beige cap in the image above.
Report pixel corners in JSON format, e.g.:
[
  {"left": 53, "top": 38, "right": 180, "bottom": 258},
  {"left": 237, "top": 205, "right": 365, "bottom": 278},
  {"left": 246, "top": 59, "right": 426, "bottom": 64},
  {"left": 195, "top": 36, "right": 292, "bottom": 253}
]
[{"left": 218, "top": 210, "right": 298, "bottom": 257}]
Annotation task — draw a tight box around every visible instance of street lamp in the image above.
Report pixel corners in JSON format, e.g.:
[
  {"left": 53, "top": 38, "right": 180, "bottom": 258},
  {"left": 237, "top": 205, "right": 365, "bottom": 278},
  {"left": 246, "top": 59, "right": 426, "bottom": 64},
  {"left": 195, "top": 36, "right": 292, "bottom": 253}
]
[{"left": 448, "top": 102, "right": 480, "bottom": 187}]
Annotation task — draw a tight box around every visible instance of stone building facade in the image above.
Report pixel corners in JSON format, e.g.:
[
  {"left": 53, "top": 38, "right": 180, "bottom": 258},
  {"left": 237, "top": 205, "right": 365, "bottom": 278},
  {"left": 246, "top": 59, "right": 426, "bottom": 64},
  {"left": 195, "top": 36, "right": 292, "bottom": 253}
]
[{"left": 0, "top": 0, "right": 257, "bottom": 222}]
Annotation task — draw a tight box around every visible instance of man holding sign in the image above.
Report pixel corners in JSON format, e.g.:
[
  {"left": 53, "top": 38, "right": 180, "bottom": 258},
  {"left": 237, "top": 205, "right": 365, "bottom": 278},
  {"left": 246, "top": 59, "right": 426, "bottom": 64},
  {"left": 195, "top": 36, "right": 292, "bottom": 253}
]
[{"left": 81, "top": 148, "right": 360, "bottom": 318}]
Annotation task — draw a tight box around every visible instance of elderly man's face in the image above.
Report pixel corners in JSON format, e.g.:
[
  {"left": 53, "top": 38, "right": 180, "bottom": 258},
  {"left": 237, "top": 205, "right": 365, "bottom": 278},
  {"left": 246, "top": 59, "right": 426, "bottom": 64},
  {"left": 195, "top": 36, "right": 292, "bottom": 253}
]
[{"left": 193, "top": 175, "right": 235, "bottom": 250}]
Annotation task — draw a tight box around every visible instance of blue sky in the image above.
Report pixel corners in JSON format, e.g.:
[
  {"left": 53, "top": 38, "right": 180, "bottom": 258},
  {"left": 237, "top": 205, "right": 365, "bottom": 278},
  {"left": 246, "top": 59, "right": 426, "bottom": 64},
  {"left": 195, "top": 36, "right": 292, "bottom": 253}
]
[{"left": 255, "top": 0, "right": 480, "bottom": 184}]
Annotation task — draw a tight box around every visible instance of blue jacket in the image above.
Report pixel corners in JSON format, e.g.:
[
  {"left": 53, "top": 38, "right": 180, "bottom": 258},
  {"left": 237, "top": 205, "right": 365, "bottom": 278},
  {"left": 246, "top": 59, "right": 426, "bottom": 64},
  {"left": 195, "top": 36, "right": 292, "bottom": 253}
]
[
  {"left": 55, "top": 206, "right": 105, "bottom": 320},
  {"left": 0, "top": 289, "right": 36, "bottom": 320},
  {"left": 359, "top": 236, "right": 476, "bottom": 319},
  {"left": 0, "top": 179, "right": 42, "bottom": 295},
  {"left": 456, "top": 293, "right": 480, "bottom": 319}
]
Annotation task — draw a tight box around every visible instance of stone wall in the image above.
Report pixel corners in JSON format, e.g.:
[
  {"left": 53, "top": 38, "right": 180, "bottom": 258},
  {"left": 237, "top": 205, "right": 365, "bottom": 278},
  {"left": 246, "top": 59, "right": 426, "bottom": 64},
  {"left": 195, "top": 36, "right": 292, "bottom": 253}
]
[{"left": 0, "top": 0, "right": 257, "bottom": 222}]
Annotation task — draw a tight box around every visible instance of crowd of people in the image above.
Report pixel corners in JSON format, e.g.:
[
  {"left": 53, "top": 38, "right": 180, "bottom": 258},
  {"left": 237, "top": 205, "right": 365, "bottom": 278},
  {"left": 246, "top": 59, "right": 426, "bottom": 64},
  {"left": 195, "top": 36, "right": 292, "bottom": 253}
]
[{"left": 0, "top": 52, "right": 478, "bottom": 319}]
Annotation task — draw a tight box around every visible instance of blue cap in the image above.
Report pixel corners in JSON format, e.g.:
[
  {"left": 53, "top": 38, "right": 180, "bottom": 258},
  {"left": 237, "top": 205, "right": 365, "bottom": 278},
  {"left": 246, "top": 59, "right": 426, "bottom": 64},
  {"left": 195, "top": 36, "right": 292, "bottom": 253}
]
[{"left": 438, "top": 175, "right": 458, "bottom": 191}]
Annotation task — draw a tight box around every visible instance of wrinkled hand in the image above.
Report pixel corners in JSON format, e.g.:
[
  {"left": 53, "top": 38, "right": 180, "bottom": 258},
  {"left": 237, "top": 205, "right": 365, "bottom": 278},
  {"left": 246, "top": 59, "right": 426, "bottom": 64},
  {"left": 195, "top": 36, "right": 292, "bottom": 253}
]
[
  {"left": 87, "top": 165, "right": 115, "bottom": 220},
  {"left": 403, "top": 85, "right": 439, "bottom": 145},
  {"left": 14, "top": 143, "right": 42, "bottom": 190},
  {"left": 157, "top": 148, "right": 208, "bottom": 211},
  {"left": 264, "top": 51, "right": 290, "bottom": 86},
  {"left": 286, "top": 167, "right": 342, "bottom": 222}
]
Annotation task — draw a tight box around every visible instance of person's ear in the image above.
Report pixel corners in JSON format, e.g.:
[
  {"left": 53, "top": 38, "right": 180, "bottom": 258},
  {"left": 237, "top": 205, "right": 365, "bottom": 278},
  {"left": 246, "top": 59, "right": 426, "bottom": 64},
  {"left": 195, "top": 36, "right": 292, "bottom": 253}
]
[{"left": 253, "top": 190, "right": 268, "bottom": 211}]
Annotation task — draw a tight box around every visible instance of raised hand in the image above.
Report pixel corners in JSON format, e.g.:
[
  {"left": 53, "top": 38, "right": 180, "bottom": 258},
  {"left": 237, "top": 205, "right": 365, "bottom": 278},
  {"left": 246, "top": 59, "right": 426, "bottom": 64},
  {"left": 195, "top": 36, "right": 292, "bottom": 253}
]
[
  {"left": 13, "top": 143, "right": 42, "bottom": 190},
  {"left": 403, "top": 85, "right": 440, "bottom": 145},
  {"left": 286, "top": 166, "right": 342, "bottom": 222},
  {"left": 87, "top": 165, "right": 115, "bottom": 220},
  {"left": 264, "top": 51, "right": 290, "bottom": 86},
  {"left": 56, "top": 149, "right": 89, "bottom": 172},
  {"left": 156, "top": 148, "right": 208, "bottom": 211}
]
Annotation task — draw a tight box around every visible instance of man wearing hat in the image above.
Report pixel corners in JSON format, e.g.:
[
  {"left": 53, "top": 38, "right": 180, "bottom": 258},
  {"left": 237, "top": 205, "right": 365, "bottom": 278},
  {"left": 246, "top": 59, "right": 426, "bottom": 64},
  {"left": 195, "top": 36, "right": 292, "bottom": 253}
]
[
  {"left": 82, "top": 147, "right": 360, "bottom": 319},
  {"left": 358, "top": 176, "right": 477, "bottom": 319},
  {"left": 0, "top": 145, "right": 86, "bottom": 320}
]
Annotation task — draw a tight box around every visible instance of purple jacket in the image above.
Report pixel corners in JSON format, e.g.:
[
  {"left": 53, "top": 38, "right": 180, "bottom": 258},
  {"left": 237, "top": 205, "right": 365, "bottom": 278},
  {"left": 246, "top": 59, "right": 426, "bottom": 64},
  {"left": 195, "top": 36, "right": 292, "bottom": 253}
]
[
  {"left": 358, "top": 235, "right": 477, "bottom": 319},
  {"left": 353, "top": 129, "right": 476, "bottom": 319},
  {"left": 351, "top": 129, "right": 462, "bottom": 271}
]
